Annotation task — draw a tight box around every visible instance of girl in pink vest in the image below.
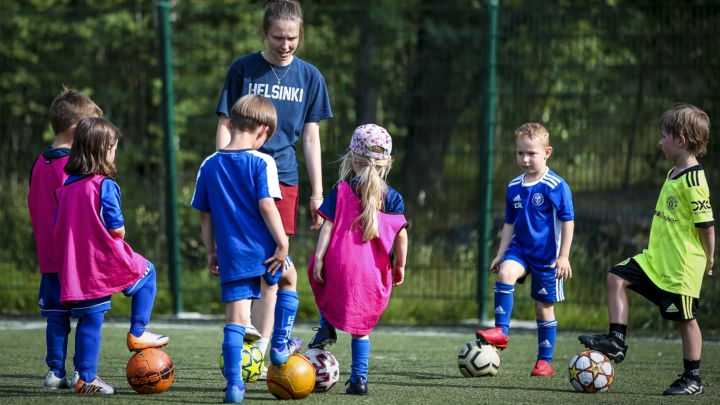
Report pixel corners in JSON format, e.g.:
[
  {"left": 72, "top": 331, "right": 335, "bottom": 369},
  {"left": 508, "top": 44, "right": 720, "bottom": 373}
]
[
  {"left": 308, "top": 124, "right": 409, "bottom": 395},
  {"left": 54, "top": 117, "right": 169, "bottom": 395}
]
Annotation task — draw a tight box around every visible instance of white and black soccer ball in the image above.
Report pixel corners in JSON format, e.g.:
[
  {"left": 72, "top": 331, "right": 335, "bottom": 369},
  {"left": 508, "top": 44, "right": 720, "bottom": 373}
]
[
  {"left": 303, "top": 348, "right": 340, "bottom": 392},
  {"left": 458, "top": 340, "right": 500, "bottom": 377},
  {"left": 568, "top": 350, "right": 614, "bottom": 393}
]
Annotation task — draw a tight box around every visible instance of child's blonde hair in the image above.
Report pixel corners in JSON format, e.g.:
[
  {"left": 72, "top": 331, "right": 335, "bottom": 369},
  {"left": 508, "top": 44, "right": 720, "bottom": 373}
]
[
  {"left": 515, "top": 123, "right": 550, "bottom": 147},
  {"left": 337, "top": 151, "right": 393, "bottom": 242}
]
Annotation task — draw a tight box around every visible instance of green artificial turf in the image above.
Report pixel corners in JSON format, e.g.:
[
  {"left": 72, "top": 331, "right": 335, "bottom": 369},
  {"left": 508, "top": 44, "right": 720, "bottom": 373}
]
[{"left": 0, "top": 317, "right": 718, "bottom": 404}]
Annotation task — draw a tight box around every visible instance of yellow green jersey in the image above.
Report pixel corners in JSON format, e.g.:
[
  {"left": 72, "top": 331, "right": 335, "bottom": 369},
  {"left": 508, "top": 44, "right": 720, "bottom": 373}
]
[{"left": 633, "top": 165, "right": 713, "bottom": 298}]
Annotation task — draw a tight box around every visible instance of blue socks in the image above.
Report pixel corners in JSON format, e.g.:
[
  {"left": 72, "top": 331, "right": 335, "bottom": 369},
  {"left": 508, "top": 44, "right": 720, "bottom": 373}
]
[
  {"left": 537, "top": 319, "right": 557, "bottom": 363},
  {"left": 130, "top": 270, "right": 156, "bottom": 338},
  {"left": 351, "top": 339, "right": 370, "bottom": 384},
  {"left": 319, "top": 310, "right": 329, "bottom": 330},
  {"left": 494, "top": 281, "right": 514, "bottom": 337},
  {"left": 46, "top": 316, "right": 71, "bottom": 378},
  {"left": 271, "top": 290, "right": 299, "bottom": 350},
  {"left": 222, "top": 324, "right": 246, "bottom": 391},
  {"left": 76, "top": 312, "right": 104, "bottom": 382}
]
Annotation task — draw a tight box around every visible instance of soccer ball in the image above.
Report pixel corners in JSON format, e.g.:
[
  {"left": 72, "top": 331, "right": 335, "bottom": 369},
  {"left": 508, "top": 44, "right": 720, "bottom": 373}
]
[
  {"left": 126, "top": 348, "right": 174, "bottom": 394},
  {"left": 568, "top": 350, "right": 615, "bottom": 393},
  {"left": 458, "top": 340, "right": 500, "bottom": 377},
  {"left": 303, "top": 348, "right": 340, "bottom": 393},
  {"left": 219, "top": 341, "right": 265, "bottom": 382},
  {"left": 266, "top": 354, "right": 316, "bottom": 399}
]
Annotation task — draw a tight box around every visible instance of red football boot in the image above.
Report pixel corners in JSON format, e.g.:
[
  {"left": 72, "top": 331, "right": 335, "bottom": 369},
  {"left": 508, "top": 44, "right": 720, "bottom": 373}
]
[
  {"left": 475, "top": 326, "right": 508, "bottom": 350},
  {"left": 530, "top": 359, "right": 554, "bottom": 376}
]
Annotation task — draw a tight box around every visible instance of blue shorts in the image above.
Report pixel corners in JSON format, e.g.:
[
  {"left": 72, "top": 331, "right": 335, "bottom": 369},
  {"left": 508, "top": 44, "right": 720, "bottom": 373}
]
[
  {"left": 502, "top": 244, "right": 565, "bottom": 303},
  {"left": 261, "top": 255, "right": 293, "bottom": 287},
  {"left": 70, "top": 261, "right": 155, "bottom": 318},
  {"left": 39, "top": 273, "right": 71, "bottom": 318},
  {"left": 222, "top": 277, "right": 262, "bottom": 302}
]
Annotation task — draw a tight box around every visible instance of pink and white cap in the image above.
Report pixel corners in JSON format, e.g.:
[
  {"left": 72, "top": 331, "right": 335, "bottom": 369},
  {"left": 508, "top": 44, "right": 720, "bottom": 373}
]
[{"left": 349, "top": 124, "right": 392, "bottom": 160}]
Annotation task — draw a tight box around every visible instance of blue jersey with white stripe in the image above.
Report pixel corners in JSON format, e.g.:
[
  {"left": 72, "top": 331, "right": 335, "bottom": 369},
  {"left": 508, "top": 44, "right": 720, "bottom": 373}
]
[{"left": 505, "top": 168, "right": 574, "bottom": 267}]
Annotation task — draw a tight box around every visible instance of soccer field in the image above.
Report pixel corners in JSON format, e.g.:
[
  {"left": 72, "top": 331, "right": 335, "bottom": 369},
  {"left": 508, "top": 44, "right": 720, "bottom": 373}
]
[{"left": 0, "top": 318, "right": 718, "bottom": 404}]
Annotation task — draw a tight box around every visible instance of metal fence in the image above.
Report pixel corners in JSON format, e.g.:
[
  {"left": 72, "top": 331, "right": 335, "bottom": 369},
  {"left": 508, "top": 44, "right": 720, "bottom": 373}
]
[{"left": 1, "top": 2, "right": 719, "bottom": 329}]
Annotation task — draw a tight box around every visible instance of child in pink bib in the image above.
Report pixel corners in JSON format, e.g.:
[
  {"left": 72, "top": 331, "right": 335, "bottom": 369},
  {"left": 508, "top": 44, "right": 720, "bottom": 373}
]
[{"left": 308, "top": 124, "right": 409, "bottom": 395}]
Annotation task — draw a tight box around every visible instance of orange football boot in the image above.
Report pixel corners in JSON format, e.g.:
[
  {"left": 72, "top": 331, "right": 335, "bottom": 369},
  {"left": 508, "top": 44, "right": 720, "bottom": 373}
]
[
  {"left": 127, "top": 330, "right": 169, "bottom": 352},
  {"left": 530, "top": 359, "right": 554, "bottom": 376},
  {"left": 475, "top": 326, "right": 509, "bottom": 350}
]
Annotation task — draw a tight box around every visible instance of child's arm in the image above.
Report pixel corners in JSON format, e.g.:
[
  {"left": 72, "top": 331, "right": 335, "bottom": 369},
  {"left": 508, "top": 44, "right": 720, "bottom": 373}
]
[
  {"left": 393, "top": 228, "right": 408, "bottom": 287},
  {"left": 312, "top": 221, "right": 333, "bottom": 284},
  {"left": 109, "top": 226, "right": 125, "bottom": 239},
  {"left": 491, "top": 223, "right": 515, "bottom": 273},
  {"left": 200, "top": 211, "right": 219, "bottom": 276},
  {"left": 698, "top": 226, "right": 715, "bottom": 276},
  {"left": 259, "top": 197, "right": 289, "bottom": 275},
  {"left": 552, "top": 220, "right": 574, "bottom": 280}
]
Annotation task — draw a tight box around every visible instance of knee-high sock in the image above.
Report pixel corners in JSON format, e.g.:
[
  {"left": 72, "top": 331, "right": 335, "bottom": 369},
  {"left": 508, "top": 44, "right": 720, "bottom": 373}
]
[
  {"left": 73, "top": 317, "right": 83, "bottom": 371},
  {"left": 319, "top": 310, "right": 329, "bottom": 329},
  {"left": 46, "top": 317, "right": 71, "bottom": 378},
  {"left": 494, "top": 281, "right": 514, "bottom": 337},
  {"left": 271, "top": 290, "right": 299, "bottom": 350},
  {"left": 537, "top": 319, "right": 557, "bottom": 363},
  {"left": 222, "top": 324, "right": 246, "bottom": 390},
  {"left": 351, "top": 339, "right": 370, "bottom": 384},
  {"left": 130, "top": 270, "right": 156, "bottom": 337},
  {"left": 76, "top": 312, "right": 104, "bottom": 382}
]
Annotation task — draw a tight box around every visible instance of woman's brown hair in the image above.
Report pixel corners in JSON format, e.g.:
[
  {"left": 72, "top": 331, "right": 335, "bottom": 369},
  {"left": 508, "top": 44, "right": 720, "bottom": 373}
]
[
  {"left": 64, "top": 117, "right": 122, "bottom": 178},
  {"left": 263, "top": 0, "right": 304, "bottom": 51}
]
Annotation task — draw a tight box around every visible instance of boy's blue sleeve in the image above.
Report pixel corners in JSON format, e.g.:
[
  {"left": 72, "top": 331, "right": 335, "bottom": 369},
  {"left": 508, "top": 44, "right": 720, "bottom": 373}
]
[
  {"left": 216, "top": 61, "right": 243, "bottom": 118},
  {"left": 255, "top": 156, "right": 282, "bottom": 201},
  {"left": 304, "top": 74, "right": 333, "bottom": 123},
  {"left": 317, "top": 185, "right": 338, "bottom": 222},
  {"left": 100, "top": 179, "right": 124, "bottom": 230},
  {"left": 384, "top": 188, "right": 404, "bottom": 214},
  {"left": 191, "top": 163, "right": 210, "bottom": 212},
  {"left": 550, "top": 181, "right": 574, "bottom": 221},
  {"left": 504, "top": 189, "right": 516, "bottom": 224}
]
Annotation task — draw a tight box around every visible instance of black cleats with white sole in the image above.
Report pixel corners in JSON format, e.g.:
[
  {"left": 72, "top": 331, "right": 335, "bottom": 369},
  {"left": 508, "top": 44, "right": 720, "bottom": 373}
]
[
  {"left": 578, "top": 333, "right": 628, "bottom": 364},
  {"left": 663, "top": 375, "right": 703, "bottom": 396}
]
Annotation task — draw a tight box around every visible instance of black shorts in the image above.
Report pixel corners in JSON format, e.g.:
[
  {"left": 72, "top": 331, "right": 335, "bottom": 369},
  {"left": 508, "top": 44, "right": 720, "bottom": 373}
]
[{"left": 610, "top": 258, "right": 698, "bottom": 321}]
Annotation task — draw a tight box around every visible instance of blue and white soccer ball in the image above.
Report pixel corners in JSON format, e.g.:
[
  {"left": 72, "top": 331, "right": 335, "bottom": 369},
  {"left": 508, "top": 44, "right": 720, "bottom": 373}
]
[{"left": 458, "top": 340, "right": 500, "bottom": 377}]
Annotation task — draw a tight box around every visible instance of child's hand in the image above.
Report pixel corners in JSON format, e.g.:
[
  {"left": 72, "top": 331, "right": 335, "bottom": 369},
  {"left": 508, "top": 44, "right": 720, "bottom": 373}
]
[
  {"left": 264, "top": 245, "right": 289, "bottom": 276},
  {"left": 207, "top": 251, "right": 219, "bottom": 277},
  {"left": 313, "top": 259, "right": 324, "bottom": 284},
  {"left": 706, "top": 258, "right": 714, "bottom": 276},
  {"left": 551, "top": 255, "right": 572, "bottom": 281},
  {"left": 490, "top": 256, "right": 503, "bottom": 273},
  {"left": 392, "top": 265, "right": 405, "bottom": 286}
]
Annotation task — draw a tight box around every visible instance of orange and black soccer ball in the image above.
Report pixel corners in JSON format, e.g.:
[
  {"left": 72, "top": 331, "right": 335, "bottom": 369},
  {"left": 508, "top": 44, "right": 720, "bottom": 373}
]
[
  {"left": 266, "top": 354, "right": 316, "bottom": 399},
  {"left": 126, "top": 348, "right": 175, "bottom": 394}
]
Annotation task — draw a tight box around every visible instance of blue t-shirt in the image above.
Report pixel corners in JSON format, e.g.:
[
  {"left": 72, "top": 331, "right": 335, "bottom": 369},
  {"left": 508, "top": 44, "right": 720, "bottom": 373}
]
[
  {"left": 191, "top": 149, "right": 282, "bottom": 284},
  {"left": 317, "top": 179, "right": 405, "bottom": 222},
  {"left": 505, "top": 168, "right": 574, "bottom": 267},
  {"left": 216, "top": 52, "right": 333, "bottom": 186}
]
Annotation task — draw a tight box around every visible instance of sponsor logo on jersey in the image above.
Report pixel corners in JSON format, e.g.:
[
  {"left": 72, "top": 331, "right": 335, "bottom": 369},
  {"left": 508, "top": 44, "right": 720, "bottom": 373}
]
[
  {"left": 495, "top": 306, "right": 506, "bottom": 315},
  {"left": 532, "top": 193, "right": 545, "bottom": 206},
  {"left": 539, "top": 339, "right": 552, "bottom": 348},
  {"left": 537, "top": 288, "right": 548, "bottom": 295},
  {"left": 666, "top": 194, "right": 679, "bottom": 212},
  {"left": 666, "top": 303, "right": 679, "bottom": 313},
  {"left": 513, "top": 195, "right": 523, "bottom": 209},
  {"left": 39, "top": 298, "right": 44, "bottom": 306},
  {"left": 691, "top": 199, "right": 712, "bottom": 214},
  {"left": 654, "top": 210, "right": 677, "bottom": 224},
  {"left": 248, "top": 83, "right": 304, "bottom": 102}
]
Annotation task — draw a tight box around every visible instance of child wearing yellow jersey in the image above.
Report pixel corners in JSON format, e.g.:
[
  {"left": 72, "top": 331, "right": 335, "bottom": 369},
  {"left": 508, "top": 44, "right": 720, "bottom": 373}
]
[{"left": 579, "top": 104, "right": 714, "bottom": 396}]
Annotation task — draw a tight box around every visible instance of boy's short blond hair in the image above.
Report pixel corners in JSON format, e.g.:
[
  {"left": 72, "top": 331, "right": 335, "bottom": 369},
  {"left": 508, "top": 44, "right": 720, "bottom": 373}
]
[
  {"left": 659, "top": 103, "right": 710, "bottom": 157},
  {"left": 515, "top": 123, "right": 549, "bottom": 147},
  {"left": 49, "top": 86, "right": 102, "bottom": 134},
  {"left": 230, "top": 94, "right": 277, "bottom": 141}
]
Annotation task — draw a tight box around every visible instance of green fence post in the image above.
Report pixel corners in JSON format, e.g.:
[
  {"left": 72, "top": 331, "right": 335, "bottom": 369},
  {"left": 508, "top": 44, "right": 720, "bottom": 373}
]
[
  {"left": 157, "top": 1, "right": 182, "bottom": 315},
  {"left": 477, "top": 0, "right": 498, "bottom": 323}
]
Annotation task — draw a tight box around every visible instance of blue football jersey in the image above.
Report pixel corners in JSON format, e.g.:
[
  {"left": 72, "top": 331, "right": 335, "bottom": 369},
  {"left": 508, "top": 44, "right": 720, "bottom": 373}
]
[{"left": 504, "top": 168, "right": 574, "bottom": 267}]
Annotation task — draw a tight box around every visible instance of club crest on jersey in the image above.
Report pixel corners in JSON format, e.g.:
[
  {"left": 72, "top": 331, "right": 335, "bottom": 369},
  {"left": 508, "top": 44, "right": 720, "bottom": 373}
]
[
  {"left": 532, "top": 193, "right": 545, "bottom": 206},
  {"left": 666, "top": 194, "right": 679, "bottom": 212},
  {"left": 513, "top": 194, "right": 523, "bottom": 209}
]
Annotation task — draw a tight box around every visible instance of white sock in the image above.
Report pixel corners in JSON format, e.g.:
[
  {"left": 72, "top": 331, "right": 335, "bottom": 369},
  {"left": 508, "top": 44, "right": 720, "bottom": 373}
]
[{"left": 256, "top": 337, "right": 270, "bottom": 358}]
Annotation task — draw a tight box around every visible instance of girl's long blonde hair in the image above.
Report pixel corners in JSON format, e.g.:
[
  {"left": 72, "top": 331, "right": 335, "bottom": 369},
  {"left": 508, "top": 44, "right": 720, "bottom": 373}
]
[{"left": 337, "top": 150, "right": 393, "bottom": 242}]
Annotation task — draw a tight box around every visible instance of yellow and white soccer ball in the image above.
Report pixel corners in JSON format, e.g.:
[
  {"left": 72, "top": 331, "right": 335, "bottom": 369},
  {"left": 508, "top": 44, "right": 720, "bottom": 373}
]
[
  {"left": 219, "top": 341, "right": 265, "bottom": 382},
  {"left": 458, "top": 339, "right": 500, "bottom": 377}
]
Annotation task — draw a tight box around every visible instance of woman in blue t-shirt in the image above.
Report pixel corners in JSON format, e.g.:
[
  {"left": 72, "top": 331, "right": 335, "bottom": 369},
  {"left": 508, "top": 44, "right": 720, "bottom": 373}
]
[{"left": 214, "top": 0, "right": 333, "bottom": 370}]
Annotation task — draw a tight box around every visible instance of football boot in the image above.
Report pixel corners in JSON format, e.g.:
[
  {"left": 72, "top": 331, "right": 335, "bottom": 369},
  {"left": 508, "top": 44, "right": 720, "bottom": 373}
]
[
  {"left": 663, "top": 375, "right": 703, "bottom": 396},
  {"left": 75, "top": 376, "right": 116, "bottom": 395},
  {"left": 530, "top": 359, "right": 554, "bottom": 376},
  {"left": 244, "top": 324, "right": 262, "bottom": 343},
  {"left": 345, "top": 379, "right": 369, "bottom": 395},
  {"left": 269, "top": 337, "right": 302, "bottom": 366},
  {"left": 127, "top": 330, "right": 169, "bottom": 352},
  {"left": 578, "top": 333, "right": 628, "bottom": 364},
  {"left": 223, "top": 385, "right": 246, "bottom": 403},
  {"left": 308, "top": 324, "right": 337, "bottom": 349},
  {"left": 43, "top": 371, "right": 72, "bottom": 389},
  {"left": 475, "top": 326, "right": 509, "bottom": 350}
]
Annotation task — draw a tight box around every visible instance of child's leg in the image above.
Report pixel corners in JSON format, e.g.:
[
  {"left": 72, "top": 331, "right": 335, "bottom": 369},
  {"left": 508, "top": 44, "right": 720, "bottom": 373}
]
[
  {"left": 269, "top": 264, "right": 300, "bottom": 365},
  {"left": 130, "top": 268, "right": 156, "bottom": 337},
  {"left": 253, "top": 279, "right": 278, "bottom": 356},
  {"left": 350, "top": 335, "right": 371, "bottom": 384},
  {"left": 75, "top": 312, "right": 104, "bottom": 383},
  {"left": 494, "top": 260, "right": 526, "bottom": 337},
  {"left": 223, "top": 300, "right": 251, "bottom": 391},
  {"left": 319, "top": 310, "right": 329, "bottom": 329},
  {"left": 607, "top": 272, "right": 632, "bottom": 345},
  {"left": 535, "top": 302, "right": 556, "bottom": 364},
  {"left": 46, "top": 316, "right": 71, "bottom": 378},
  {"left": 678, "top": 319, "right": 702, "bottom": 377}
]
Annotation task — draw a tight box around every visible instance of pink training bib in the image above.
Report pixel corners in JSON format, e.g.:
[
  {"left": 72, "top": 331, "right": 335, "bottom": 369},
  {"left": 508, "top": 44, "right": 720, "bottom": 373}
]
[
  {"left": 54, "top": 174, "right": 146, "bottom": 304},
  {"left": 309, "top": 182, "right": 408, "bottom": 335}
]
